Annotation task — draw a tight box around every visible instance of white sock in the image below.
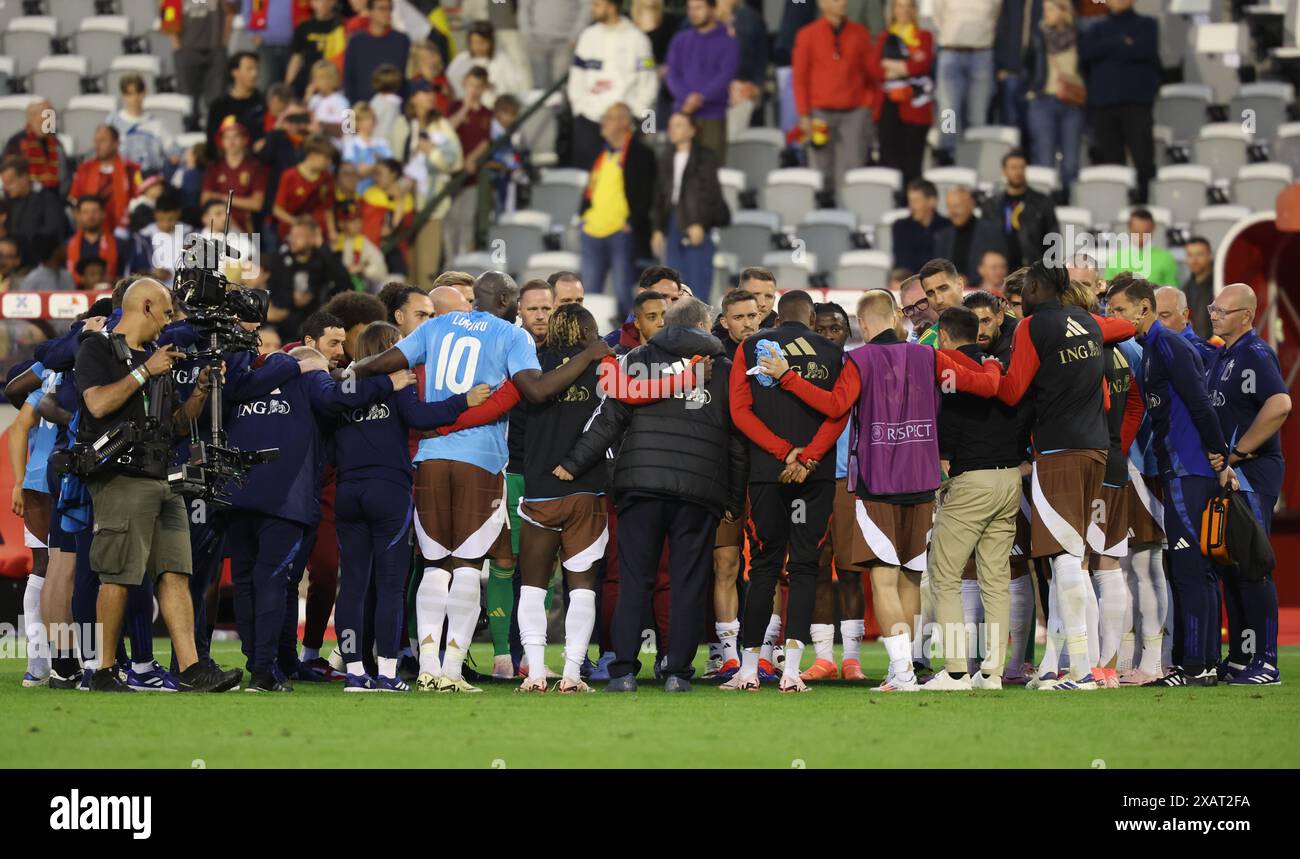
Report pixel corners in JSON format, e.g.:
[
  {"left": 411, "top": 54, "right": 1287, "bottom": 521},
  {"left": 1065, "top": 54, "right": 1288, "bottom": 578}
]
[
  {"left": 840, "top": 619, "right": 864, "bottom": 662},
  {"left": 708, "top": 642, "right": 723, "bottom": 662},
  {"left": 1159, "top": 552, "right": 1174, "bottom": 672},
  {"left": 416, "top": 567, "right": 451, "bottom": 676},
  {"left": 881, "top": 631, "right": 914, "bottom": 679},
  {"left": 1052, "top": 554, "right": 1091, "bottom": 680},
  {"left": 739, "top": 646, "right": 760, "bottom": 680},
  {"left": 1117, "top": 555, "right": 1137, "bottom": 671},
  {"left": 1132, "top": 547, "right": 1166, "bottom": 676},
  {"left": 377, "top": 657, "right": 397, "bottom": 678},
  {"left": 783, "top": 639, "right": 804, "bottom": 679},
  {"left": 563, "top": 588, "right": 596, "bottom": 682},
  {"left": 810, "top": 623, "right": 835, "bottom": 662},
  {"left": 759, "top": 612, "right": 781, "bottom": 663},
  {"left": 1094, "top": 569, "right": 1125, "bottom": 668},
  {"left": 1038, "top": 580, "right": 1064, "bottom": 677},
  {"left": 716, "top": 620, "right": 740, "bottom": 664},
  {"left": 131, "top": 661, "right": 154, "bottom": 674},
  {"left": 1005, "top": 576, "right": 1032, "bottom": 677},
  {"left": 960, "top": 579, "right": 984, "bottom": 676},
  {"left": 917, "top": 572, "right": 934, "bottom": 668},
  {"left": 441, "top": 567, "right": 482, "bottom": 679},
  {"left": 519, "top": 585, "right": 548, "bottom": 680},
  {"left": 1085, "top": 573, "right": 1100, "bottom": 667},
  {"left": 301, "top": 646, "right": 320, "bottom": 663},
  {"left": 346, "top": 661, "right": 366, "bottom": 676},
  {"left": 23, "top": 575, "right": 48, "bottom": 678}
]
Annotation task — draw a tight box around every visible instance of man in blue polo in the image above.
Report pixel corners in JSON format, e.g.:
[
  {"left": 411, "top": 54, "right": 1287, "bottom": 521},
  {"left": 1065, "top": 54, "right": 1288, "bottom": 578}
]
[{"left": 1206, "top": 283, "right": 1291, "bottom": 686}]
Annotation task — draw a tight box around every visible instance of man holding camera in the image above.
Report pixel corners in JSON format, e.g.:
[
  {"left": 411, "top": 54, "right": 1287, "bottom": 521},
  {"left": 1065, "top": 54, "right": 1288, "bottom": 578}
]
[{"left": 73, "top": 279, "right": 243, "bottom": 693}]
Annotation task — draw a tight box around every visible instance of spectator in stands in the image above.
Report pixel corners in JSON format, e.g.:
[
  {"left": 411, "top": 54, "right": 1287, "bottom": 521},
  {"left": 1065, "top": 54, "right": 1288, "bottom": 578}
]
[
  {"left": 1104, "top": 208, "right": 1178, "bottom": 287},
  {"left": 716, "top": 0, "right": 768, "bottom": 135},
  {"left": 888, "top": 266, "right": 914, "bottom": 297},
  {"left": 171, "top": 142, "right": 209, "bottom": 223},
  {"left": 68, "top": 126, "right": 141, "bottom": 231},
  {"left": 1, "top": 156, "right": 68, "bottom": 271},
  {"left": 632, "top": 0, "right": 685, "bottom": 129},
  {"left": 666, "top": 0, "right": 739, "bottom": 161},
  {"left": 132, "top": 189, "right": 192, "bottom": 288},
  {"left": 66, "top": 197, "right": 132, "bottom": 287},
  {"left": 170, "top": 0, "right": 239, "bottom": 122},
  {"left": 892, "top": 178, "right": 951, "bottom": 273},
  {"left": 986, "top": 148, "right": 1059, "bottom": 269},
  {"left": 287, "top": 0, "right": 347, "bottom": 99},
  {"left": 520, "top": 0, "right": 590, "bottom": 91},
  {"left": 2, "top": 100, "right": 67, "bottom": 198},
  {"left": 445, "top": 68, "right": 495, "bottom": 261},
  {"left": 266, "top": 216, "right": 353, "bottom": 339},
  {"left": 1182, "top": 236, "right": 1214, "bottom": 339},
  {"left": 201, "top": 117, "right": 269, "bottom": 234},
  {"left": 196, "top": 197, "right": 264, "bottom": 286},
  {"left": 793, "top": 0, "right": 877, "bottom": 189},
  {"left": 359, "top": 158, "right": 412, "bottom": 250},
  {"left": 407, "top": 43, "right": 454, "bottom": 117},
  {"left": 261, "top": 82, "right": 294, "bottom": 142},
  {"left": 873, "top": 0, "right": 935, "bottom": 187},
  {"left": 370, "top": 64, "right": 406, "bottom": 143},
  {"left": 932, "top": 0, "right": 1000, "bottom": 160},
  {"left": 1079, "top": 0, "right": 1159, "bottom": 202},
  {"left": 976, "top": 250, "right": 1008, "bottom": 294},
  {"left": 244, "top": 0, "right": 296, "bottom": 90},
  {"left": 305, "top": 60, "right": 351, "bottom": 141},
  {"left": 568, "top": 0, "right": 658, "bottom": 171},
  {"left": 550, "top": 270, "right": 585, "bottom": 305},
  {"left": 256, "top": 100, "right": 311, "bottom": 226},
  {"left": 580, "top": 102, "right": 657, "bottom": 316},
  {"left": 335, "top": 207, "right": 389, "bottom": 288},
  {"left": 344, "top": 0, "right": 411, "bottom": 104},
  {"left": 341, "top": 103, "right": 393, "bottom": 194},
  {"left": 334, "top": 159, "right": 361, "bottom": 227},
  {"left": 0, "top": 238, "right": 23, "bottom": 292},
  {"left": 484, "top": 95, "right": 528, "bottom": 214},
  {"left": 994, "top": 0, "right": 1042, "bottom": 138},
  {"left": 106, "top": 75, "right": 171, "bottom": 175},
  {"left": 651, "top": 113, "right": 731, "bottom": 295},
  {"left": 393, "top": 80, "right": 463, "bottom": 287},
  {"left": 21, "top": 235, "right": 75, "bottom": 292},
  {"left": 206, "top": 52, "right": 268, "bottom": 149},
  {"left": 446, "top": 20, "right": 529, "bottom": 109},
  {"left": 272, "top": 134, "right": 337, "bottom": 241},
  {"left": 1024, "top": 0, "right": 1085, "bottom": 197}
]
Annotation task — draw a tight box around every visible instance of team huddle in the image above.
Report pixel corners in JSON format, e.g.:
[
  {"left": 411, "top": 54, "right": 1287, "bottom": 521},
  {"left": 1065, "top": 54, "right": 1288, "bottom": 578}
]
[{"left": 7, "top": 257, "right": 1288, "bottom": 694}]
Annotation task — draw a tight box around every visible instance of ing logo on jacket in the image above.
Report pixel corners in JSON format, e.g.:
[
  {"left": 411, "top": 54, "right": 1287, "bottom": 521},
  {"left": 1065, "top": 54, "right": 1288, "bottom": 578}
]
[
  {"left": 344, "top": 403, "right": 392, "bottom": 423},
  {"left": 236, "top": 399, "right": 292, "bottom": 417},
  {"left": 559, "top": 385, "right": 591, "bottom": 403}
]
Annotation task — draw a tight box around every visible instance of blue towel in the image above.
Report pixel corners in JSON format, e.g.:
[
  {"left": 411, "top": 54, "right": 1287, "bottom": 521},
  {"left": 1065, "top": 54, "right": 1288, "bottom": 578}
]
[{"left": 750, "top": 339, "right": 781, "bottom": 387}]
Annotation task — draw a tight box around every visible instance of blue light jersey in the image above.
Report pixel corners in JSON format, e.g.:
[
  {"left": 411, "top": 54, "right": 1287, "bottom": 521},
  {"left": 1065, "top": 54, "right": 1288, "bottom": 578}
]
[
  {"left": 835, "top": 421, "right": 850, "bottom": 480},
  {"left": 395, "top": 311, "right": 541, "bottom": 473},
  {"left": 23, "top": 372, "right": 60, "bottom": 492},
  {"left": 1206, "top": 329, "right": 1288, "bottom": 499}
]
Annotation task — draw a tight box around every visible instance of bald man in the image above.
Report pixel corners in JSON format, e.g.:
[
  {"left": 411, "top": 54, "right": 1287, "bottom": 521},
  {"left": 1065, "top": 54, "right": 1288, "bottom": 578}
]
[
  {"left": 933, "top": 186, "right": 1007, "bottom": 285},
  {"left": 73, "top": 279, "right": 242, "bottom": 692},
  {"left": 1155, "top": 285, "right": 1217, "bottom": 362},
  {"left": 1205, "top": 283, "right": 1290, "bottom": 685},
  {"left": 430, "top": 285, "right": 472, "bottom": 316}
]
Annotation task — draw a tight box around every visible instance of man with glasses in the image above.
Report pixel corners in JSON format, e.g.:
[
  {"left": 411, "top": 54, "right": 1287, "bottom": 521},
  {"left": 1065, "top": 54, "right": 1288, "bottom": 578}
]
[
  {"left": 1205, "top": 284, "right": 1290, "bottom": 686},
  {"left": 900, "top": 274, "right": 939, "bottom": 346}
]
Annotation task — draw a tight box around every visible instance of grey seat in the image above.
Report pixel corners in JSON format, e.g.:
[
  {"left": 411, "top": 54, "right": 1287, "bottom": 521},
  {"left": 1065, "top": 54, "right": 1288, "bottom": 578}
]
[
  {"left": 530, "top": 168, "right": 588, "bottom": 223},
  {"left": 1233, "top": 163, "right": 1293, "bottom": 212},
  {"left": 839, "top": 167, "right": 901, "bottom": 226},
  {"left": 727, "top": 128, "right": 784, "bottom": 196},
  {"left": 1071, "top": 165, "right": 1135, "bottom": 227},
  {"left": 0, "top": 95, "right": 41, "bottom": 146},
  {"left": 142, "top": 93, "right": 193, "bottom": 138},
  {"left": 1150, "top": 164, "right": 1213, "bottom": 226},
  {"left": 449, "top": 251, "right": 496, "bottom": 279},
  {"left": 521, "top": 251, "right": 581, "bottom": 286},
  {"left": 923, "top": 166, "right": 979, "bottom": 217},
  {"left": 796, "top": 210, "right": 857, "bottom": 277},
  {"left": 831, "top": 250, "right": 892, "bottom": 291},
  {"left": 874, "top": 208, "right": 911, "bottom": 256},
  {"left": 2, "top": 16, "right": 57, "bottom": 78},
  {"left": 1228, "top": 81, "right": 1294, "bottom": 143},
  {"left": 107, "top": 56, "right": 163, "bottom": 100},
  {"left": 1192, "top": 123, "right": 1251, "bottom": 182},
  {"left": 762, "top": 249, "right": 816, "bottom": 290},
  {"left": 717, "top": 209, "right": 780, "bottom": 267},
  {"left": 63, "top": 96, "right": 118, "bottom": 157},
  {"left": 75, "top": 16, "right": 131, "bottom": 78},
  {"left": 1190, "top": 205, "right": 1251, "bottom": 252},
  {"left": 955, "top": 127, "right": 1019, "bottom": 183},
  {"left": 1275, "top": 123, "right": 1300, "bottom": 178},
  {"left": 718, "top": 167, "right": 746, "bottom": 216},
  {"left": 486, "top": 210, "right": 552, "bottom": 277},
  {"left": 31, "top": 56, "right": 88, "bottom": 114},
  {"left": 761, "top": 167, "right": 822, "bottom": 230},
  {"left": 1154, "top": 83, "right": 1213, "bottom": 145}
]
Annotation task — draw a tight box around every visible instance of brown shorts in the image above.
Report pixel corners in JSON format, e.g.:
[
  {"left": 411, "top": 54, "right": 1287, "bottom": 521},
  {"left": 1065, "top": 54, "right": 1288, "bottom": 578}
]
[
  {"left": 518, "top": 494, "right": 609, "bottom": 572},
  {"left": 1029, "top": 449, "right": 1107, "bottom": 559},
  {"left": 851, "top": 497, "right": 934, "bottom": 573},
  {"left": 22, "top": 489, "right": 52, "bottom": 549},
  {"left": 1011, "top": 478, "right": 1032, "bottom": 563},
  {"left": 85, "top": 474, "right": 192, "bottom": 586},
  {"left": 1087, "top": 482, "right": 1131, "bottom": 559},
  {"left": 715, "top": 499, "right": 748, "bottom": 549},
  {"left": 830, "top": 479, "right": 864, "bottom": 573},
  {"left": 413, "top": 459, "right": 507, "bottom": 562},
  {"left": 1126, "top": 471, "right": 1165, "bottom": 546}
]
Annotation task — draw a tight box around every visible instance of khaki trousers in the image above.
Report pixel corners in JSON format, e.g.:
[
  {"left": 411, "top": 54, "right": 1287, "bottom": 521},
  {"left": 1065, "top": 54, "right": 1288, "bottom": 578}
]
[{"left": 928, "top": 467, "right": 1021, "bottom": 675}]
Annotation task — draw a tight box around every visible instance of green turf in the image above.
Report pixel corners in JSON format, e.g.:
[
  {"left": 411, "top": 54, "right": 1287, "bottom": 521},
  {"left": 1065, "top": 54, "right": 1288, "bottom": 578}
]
[{"left": 3, "top": 642, "right": 1297, "bottom": 768}]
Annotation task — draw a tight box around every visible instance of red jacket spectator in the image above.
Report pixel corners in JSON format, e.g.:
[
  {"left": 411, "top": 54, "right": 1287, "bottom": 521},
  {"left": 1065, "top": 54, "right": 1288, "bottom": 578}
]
[
  {"left": 871, "top": 27, "right": 935, "bottom": 127},
  {"left": 792, "top": 17, "right": 879, "bottom": 116},
  {"left": 68, "top": 153, "right": 140, "bottom": 230}
]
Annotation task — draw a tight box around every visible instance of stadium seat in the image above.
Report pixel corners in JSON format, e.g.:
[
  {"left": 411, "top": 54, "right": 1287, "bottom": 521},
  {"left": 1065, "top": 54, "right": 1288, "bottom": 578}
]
[
  {"left": 873, "top": 208, "right": 911, "bottom": 256},
  {"left": 762, "top": 249, "right": 817, "bottom": 290},
  {"left": 727, "top": 127, "right": 784, "bottom": 195},
  {"left": 1229, "top": 81, "right": 1295, "bottom": 143},
  {"left": 173, "top": 131, "right": 207, "bottom": 153},
  {"left": 1192, "top": 123, "right": 1251, "bottom": 182},
  {"left": 531, "top": 167, "right": 587, "bottom": 223},
  {"left": 146, "top": 24, "right": 176, "bottom": 77},
  {"left": 1151, "top": 164, "right": 1213, "bottom": 226},
  {"left": 516, "top": 90, "right": 557, "bottom": 164},
  {"left": 1191, "top": 205, "right": 1252, "bottom": 252},
  {"left": 50, "top": 0, "right": 97, "bottom": 37},
  {"left": 717, "top": 209, "right": 780, "bottom": 266},
  {"left": 1116, "top": 204, "right": 1173, "bottom": 248},
  {"left": 839, "top": 167, "right": 902, "bottom": 226},
  {"left": 0, "top": 94, "right": 41, "bottom": 144},
  {"left": 584, "top": 292, "right": 620, "bottom": 334},
  {"left": 761, "top": 167, "right": 822, "bottom": 229},
  {"left": 796, "top": 209, "right": 858, "bottom": 277},
  {"left": 75, "top": 16, "right": 131, "bottom": 78},
  {"left": 0, "top": 57, "right": 12, "bottom": 95},
  {"left": 107, "top": 55, "right": 163, "bottom": 100},
  {"left": 486, "top": 209, "right": 552, "bottom": 276},
  {"left": 142, "top": 92, "right": 192, "bottom": 138},
  {"left": 61, "top": 95, "right": 117, "bottom": 156},
  {"left": 448, "top": 251, "right": 496, "bottom": 279},
  {"left": 1233, "top": 162, "right": 1293, "bottom": 212},
  {"left": 710, "top": 251, "right": 739, "bottom": 303},
  {"left": 1054, "top": 205, "right": 1095, "bottom": 242},
  {"left": 520, "top": 250, "right": 579, "bottom": 285},
  {"left": 1071, "top": 165, "right": 1135, "bottom": 226},
  {"left": 1024, "top": 165, "right": 1061, "bottom": 196},
  {"left": 955, "top": 126, "right": 1020, "bottom": 181},
  {"left": 0, "top": 0, "right": 23, "bottom": 34},
  {"left": 1189, "top": 22, "right": 1248, "bottom": 105},
  {"left": 31, "top": 55, "right": 89, "bottom": 115},
  {"left": 718, "top": 167, "right": 746, "bottom": 216},
  {"left": 923, "top": 166, "right": 979, "bottom": 216},
  {"left": 1154, "top": 83, "right": 1213, "bottom": 145},
  {"left": 2, "top": 16, "right": 57, "bottom": 78},
  {"left": 831, "top": 249, "right": 892, "bottom": 291},
  {"left": 1275, "top": 123, "right": 1300, "bottom": 178}
]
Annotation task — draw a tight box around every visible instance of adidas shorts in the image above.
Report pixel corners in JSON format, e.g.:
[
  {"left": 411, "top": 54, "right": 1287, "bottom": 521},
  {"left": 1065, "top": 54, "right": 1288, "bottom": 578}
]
[
  {"left": 1011, "top": 477, "right": 1032, "bottom": 564},
  {"left": 1087, "top": 483, "right": 1131, "bottom": 559},
  {"left": 1029, "top": 449, "right": 1107, "bottom": 559},
  {"left": 1125, "top": 470, "right": 1165, "bottom": 547},
  {"left": 829, "top": 478, "right": 865, "bottom": 573},
  {"left": 517, "top": 494, "right": 609, "bottom": 572},
  {"left": 413, "top": 460, "right": 507, "bottom": 562},
  {"left": 851, "top": 497, "right": 933, "bottom": 573},
  {"left": 22, "top": 489, "right": 51, "bottom": 549}
]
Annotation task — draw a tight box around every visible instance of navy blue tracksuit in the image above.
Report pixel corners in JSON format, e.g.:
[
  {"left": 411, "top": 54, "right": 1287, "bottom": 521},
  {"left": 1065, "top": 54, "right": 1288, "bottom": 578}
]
[
  {"left": 332, "top": 387, "right": 468, "bottom": 667},
  {"left": 222, "top": 357, "right": 394, "bottom": 676},
  {"left": 1139, "top": 321, "right": 1230, "bottom": 674}
]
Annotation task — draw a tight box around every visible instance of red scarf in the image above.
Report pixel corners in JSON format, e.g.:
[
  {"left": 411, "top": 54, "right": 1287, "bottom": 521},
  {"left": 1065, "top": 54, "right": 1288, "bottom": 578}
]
[
  {"left": 583, "top": 138, "right": 631, "bottom": 203},
  {"left": 19, "top": 132, "right": 60, "bottom": 190},
  {"left": 248, "top": 0, "right": 268, "bottom": 30},
  {"left": 160, "top": 0, "right": 182, "bottom": 34},
  {"left": 66, "top": 229, "right": 119, "bottom": 287}
]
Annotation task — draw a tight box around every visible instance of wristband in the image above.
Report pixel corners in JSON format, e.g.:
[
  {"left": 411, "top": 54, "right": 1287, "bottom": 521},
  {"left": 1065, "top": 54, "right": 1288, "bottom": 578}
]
[
  {"left": 131, "top": 368, "right": 148, "bottom": 387},
  {"left": 29, "top": 361, "right": 45, "bottom": 378},
  {"left": 1232, "top": 446, "right": 1254, "bottom": 461}
]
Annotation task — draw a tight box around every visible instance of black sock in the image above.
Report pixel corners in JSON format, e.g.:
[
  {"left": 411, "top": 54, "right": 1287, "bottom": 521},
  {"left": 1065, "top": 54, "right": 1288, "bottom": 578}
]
[{"left": 949, "top": 672, "right": 966, "bottom": 681}]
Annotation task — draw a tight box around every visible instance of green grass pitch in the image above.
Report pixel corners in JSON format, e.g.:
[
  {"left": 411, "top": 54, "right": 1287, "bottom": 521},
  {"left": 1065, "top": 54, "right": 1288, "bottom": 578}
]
[{"left": 3, "top": 642, "right": 1297, "bottom": 769}]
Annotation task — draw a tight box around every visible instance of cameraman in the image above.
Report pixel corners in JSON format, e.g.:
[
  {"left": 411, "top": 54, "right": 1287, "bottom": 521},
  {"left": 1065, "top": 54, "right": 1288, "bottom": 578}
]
[{"left": 74, "top": 279, "right": 243, "bottom": 693}]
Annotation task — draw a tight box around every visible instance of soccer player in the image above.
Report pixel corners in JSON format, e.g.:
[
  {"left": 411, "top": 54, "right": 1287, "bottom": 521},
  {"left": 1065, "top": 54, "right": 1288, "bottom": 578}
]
[
  {"left": 994, "top": 262, "right": 1135, "bottom": 691},
  {"left": 758, "top": 290, "right": 1002, "bottom": 691},
  {"left": 8, "top": 371, "right": 57, "bottom": 686},
  {"left": 1104, "top": 277, "right": 1234, "bottom": 687},
  {"left": 380, "top": 284, "right": 434, "bottom": 337},
  {"left": 1206, "top": 283, "right": 1290, "bottom": 685},
  {"left": 347, "top": 271, "right": 611, "bottom": 692}
]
